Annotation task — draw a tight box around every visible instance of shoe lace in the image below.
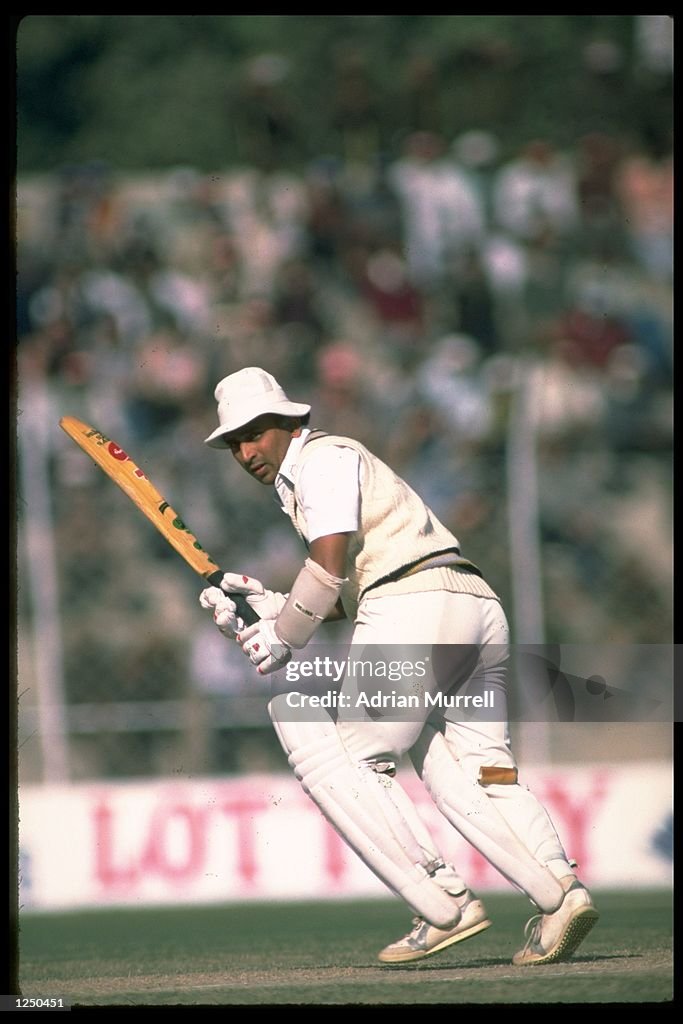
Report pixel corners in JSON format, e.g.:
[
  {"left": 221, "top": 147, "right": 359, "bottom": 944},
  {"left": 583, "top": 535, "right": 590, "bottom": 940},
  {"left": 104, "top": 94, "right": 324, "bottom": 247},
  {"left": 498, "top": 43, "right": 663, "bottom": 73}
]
[
  {"left": 522, "top": 914, "right": 543, "bottom": 951},
  {"left": 405, "top": 916, "right": 426, "bottom": 939}
]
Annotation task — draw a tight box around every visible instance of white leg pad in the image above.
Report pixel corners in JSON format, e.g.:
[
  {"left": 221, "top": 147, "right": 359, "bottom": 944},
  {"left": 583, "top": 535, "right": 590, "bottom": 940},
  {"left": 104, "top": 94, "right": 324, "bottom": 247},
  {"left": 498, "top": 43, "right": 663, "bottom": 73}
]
[
  {"left": 483, "top": 783, "right": 571, "bottom": 869},
  {"left": 363, "top": 762, "right": 468, "bottom": 894},
  {"left": 413, "top": 725, "right": 564, "bottom": 913},
  {"left": 269, "top": 706, "right": 461, "bottom": 928}
]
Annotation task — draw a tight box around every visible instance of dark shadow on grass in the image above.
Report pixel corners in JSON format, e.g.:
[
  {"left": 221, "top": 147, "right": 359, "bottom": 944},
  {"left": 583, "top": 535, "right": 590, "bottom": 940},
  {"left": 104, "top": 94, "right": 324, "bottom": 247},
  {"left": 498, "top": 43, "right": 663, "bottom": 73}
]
[
  {"left": 370, "top": 957, "right": 512, "bottom": 970},
  {"left": 358, "top": 951, "right": 639, "bottom": 971}
]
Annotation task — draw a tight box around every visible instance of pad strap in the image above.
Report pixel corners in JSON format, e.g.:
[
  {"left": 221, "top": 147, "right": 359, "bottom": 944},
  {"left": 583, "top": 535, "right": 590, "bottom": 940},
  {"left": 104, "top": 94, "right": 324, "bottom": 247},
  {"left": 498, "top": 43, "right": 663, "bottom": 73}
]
[
  {"left": 275, "top": 558, "right": 346, "bottom": 649},
  {"left": 478, "top": 766, "right": 519, "bottom": 786}
]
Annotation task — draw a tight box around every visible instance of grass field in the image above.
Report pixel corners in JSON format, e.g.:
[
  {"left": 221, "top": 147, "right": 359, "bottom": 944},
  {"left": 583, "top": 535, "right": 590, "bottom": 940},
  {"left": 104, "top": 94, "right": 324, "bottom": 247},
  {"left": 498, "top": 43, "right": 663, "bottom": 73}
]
[{"left": 13, "top": 890, "right": 673, "bottom": 1006}]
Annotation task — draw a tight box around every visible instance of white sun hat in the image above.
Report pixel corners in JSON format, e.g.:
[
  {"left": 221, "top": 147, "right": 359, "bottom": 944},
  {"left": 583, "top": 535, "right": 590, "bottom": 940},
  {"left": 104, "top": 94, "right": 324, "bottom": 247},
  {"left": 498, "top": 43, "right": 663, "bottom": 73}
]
[{"left": 204, "top": 367, "right": 311, "bottom": 448}]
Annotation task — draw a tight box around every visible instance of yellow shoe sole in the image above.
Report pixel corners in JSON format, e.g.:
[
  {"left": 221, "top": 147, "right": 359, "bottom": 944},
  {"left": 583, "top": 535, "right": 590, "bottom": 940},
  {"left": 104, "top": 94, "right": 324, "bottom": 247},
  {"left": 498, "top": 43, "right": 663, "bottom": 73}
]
[
  {"left": 513, "top": 907, "right": 599, "bottom": 966},
  {"left": 379, "top": 918, "right": 492, "bottom": 964}
]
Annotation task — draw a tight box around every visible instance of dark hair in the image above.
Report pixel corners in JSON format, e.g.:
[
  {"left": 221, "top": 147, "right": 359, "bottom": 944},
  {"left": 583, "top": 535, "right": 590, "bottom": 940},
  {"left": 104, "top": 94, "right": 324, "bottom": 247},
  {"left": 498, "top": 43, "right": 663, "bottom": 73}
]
[{"left": 279, "top": 413, "right": 310, "bottom": 429}]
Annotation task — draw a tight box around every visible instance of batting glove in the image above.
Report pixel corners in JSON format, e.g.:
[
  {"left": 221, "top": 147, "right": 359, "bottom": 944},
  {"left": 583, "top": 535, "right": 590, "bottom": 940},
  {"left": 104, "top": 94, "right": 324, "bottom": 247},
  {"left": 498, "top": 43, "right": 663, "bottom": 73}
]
[
  {"left": 218, "top": 572, "right": 287, "bottom": 620},
  {"left": 199, "top": 587, "right": 242, "bottom": 639},
  {"left": 238, "top": 619, "right": 292, "bottom": 675}
]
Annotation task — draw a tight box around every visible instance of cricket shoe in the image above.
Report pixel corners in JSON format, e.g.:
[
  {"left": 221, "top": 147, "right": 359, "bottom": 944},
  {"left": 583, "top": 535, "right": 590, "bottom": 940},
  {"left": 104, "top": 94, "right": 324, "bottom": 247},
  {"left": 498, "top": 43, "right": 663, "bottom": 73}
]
[
  {"left": 512, "top": 878, "right": 599, "bottom": 966},
  {"left": 378, "top": 890, "right": 491, "bottom": 964}
]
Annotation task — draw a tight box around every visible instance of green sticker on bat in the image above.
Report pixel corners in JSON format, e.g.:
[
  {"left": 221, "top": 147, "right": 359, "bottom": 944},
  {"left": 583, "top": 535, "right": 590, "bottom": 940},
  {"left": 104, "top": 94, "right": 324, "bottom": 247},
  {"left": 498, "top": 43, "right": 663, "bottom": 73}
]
[{"left": 158, "top": 501, "right": 206, "bottom": 551}]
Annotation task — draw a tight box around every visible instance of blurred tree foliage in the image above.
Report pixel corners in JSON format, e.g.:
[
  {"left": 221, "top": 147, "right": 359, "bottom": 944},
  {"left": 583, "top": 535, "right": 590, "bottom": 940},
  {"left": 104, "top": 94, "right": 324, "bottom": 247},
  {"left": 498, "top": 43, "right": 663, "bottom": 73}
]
[{"left": 14, "top": 14, "right": 672, "bottom": 174}]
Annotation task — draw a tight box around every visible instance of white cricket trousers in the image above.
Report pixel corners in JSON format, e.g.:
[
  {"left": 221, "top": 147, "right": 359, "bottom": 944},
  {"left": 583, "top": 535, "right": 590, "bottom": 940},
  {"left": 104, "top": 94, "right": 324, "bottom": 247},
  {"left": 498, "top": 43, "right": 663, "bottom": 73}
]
[
  {"left": 336, "top": 588, "right": 573, "bottom": 878},
  {"left": 337, "top": 588, "right": 513, "bottom": 773},
  {"left": 269, "top": 587, "right": 573, "bottom": 911}
]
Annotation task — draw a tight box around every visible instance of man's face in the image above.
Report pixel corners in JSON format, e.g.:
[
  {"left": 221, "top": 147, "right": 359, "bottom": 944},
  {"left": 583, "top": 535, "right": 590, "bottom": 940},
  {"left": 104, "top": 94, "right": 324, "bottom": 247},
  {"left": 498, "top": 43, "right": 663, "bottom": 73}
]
[{"left": 224, "top": 414, "right": 300, "bottom": 485}]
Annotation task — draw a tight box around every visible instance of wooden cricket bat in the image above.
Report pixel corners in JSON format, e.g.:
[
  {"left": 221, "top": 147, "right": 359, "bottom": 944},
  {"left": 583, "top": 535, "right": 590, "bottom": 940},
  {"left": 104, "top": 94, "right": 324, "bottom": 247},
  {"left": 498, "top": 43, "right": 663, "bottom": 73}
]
[{"left": 59, "top": 415, "right": 259, "bottom": 626}]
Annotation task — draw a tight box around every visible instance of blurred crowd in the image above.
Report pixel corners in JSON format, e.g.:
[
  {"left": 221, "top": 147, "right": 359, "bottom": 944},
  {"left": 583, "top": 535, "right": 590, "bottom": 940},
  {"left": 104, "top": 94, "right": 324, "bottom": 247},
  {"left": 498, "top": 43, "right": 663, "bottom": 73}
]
[{"left": 16, "top": 108, "right": 673, "bottom": 777}]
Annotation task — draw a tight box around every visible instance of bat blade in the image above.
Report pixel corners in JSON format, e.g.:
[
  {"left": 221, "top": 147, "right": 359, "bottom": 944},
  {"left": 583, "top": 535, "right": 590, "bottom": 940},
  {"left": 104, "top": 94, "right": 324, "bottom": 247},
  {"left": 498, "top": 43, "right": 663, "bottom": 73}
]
[{"left": 59, "top": 416, "right": 259, "bottom": 626}]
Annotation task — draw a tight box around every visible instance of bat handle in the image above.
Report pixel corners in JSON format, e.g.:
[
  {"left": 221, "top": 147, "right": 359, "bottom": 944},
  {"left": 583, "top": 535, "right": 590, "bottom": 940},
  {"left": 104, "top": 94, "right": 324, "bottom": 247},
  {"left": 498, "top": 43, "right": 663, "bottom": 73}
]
[{"left": 206, "top": 570, "right": 261, "bottom": 627}]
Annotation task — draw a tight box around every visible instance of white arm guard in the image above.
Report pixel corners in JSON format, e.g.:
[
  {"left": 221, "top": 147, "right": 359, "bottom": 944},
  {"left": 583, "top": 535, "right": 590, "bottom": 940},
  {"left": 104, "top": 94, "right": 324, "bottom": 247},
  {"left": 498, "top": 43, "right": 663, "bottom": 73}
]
[{"left": 275, "top": 558, "right": 346, "bottom": 649}]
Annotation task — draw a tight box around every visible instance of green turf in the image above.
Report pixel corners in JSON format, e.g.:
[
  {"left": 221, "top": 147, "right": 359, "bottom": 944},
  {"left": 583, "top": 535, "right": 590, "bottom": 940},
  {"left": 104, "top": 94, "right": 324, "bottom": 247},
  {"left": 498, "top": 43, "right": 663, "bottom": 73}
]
[{"left": 13, "top": 890, "right": 673, "bottom": 1006}]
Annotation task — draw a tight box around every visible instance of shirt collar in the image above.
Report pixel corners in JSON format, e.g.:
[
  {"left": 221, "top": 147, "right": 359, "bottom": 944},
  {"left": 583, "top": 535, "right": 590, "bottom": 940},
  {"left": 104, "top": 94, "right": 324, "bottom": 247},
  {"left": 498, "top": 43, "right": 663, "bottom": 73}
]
[{"left": 274, "top": 428, "right": 311, "bottom": 506}]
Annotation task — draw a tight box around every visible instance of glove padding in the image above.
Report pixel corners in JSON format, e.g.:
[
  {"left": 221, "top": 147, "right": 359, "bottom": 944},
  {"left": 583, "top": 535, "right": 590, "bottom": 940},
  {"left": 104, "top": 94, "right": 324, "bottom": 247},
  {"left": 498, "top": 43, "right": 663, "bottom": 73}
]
[
  {"left": 199, "top": 573, "right": 287, "bottom": 640},
  {"left": 238, "top": 619, "right": 292, "bottom": 675},
  {"left": 199, "top": 587, "right": 242, "bottom": 639},
  {"left": 217, "top": 572, "right": 287, "bottom": 620}
]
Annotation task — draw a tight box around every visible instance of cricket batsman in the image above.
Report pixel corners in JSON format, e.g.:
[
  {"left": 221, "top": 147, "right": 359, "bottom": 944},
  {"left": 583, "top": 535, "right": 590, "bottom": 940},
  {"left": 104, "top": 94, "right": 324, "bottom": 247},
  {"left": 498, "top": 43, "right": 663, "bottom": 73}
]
[{"left": 198, "top": 366, "right": 599, "bottom": 966}]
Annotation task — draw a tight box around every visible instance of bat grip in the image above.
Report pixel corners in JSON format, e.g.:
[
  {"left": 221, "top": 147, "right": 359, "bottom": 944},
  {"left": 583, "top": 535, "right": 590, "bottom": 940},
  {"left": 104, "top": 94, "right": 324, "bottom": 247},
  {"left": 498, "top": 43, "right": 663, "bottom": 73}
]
[{"left": 206, "top": 570, "right": 260, "bottom": 627}]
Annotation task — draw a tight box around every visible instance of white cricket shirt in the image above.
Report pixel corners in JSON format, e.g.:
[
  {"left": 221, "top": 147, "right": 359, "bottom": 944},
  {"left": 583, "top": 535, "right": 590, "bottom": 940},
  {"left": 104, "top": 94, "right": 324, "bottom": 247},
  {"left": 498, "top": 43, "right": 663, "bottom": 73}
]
[{"left": 274, "top": 428, "right": 362, "bottom": 542}]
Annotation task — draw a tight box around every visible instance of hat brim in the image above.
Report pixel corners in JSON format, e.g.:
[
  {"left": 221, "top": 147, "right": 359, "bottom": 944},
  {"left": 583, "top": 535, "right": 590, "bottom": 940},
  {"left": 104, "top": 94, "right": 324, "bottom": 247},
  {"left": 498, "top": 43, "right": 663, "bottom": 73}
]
[{"left": 204, "top": 399, "right": 311, "bottom": 448}]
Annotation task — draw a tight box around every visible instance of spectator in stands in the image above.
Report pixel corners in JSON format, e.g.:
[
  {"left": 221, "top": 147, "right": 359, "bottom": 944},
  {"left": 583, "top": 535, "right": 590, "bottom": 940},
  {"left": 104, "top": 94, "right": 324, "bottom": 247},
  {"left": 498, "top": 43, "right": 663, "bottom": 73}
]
[{"left": 387, "top": 130, "right": 486, "bottom": 293}]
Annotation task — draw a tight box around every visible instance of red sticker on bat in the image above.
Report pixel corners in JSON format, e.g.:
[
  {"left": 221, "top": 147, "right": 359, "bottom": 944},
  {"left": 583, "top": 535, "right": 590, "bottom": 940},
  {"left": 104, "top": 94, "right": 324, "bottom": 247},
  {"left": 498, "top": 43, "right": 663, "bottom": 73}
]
[
  {"left": 108, "top": 443, "right": 129, "bottom": 462},
  {"left": 242, "top": 576, "right": 249, "bottom": 583}
]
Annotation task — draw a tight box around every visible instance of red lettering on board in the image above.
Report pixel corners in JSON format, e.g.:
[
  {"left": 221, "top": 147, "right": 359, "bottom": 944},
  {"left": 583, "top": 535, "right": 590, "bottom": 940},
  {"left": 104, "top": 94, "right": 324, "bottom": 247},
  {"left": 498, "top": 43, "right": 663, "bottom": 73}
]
[
  {"left": 92, "top": 802, "right": 138, "bottom": 887},
  {"left": 538, "top": 773, "right": 609, "bottom": 872},
  {"left": 141, "top": 804, "right": 208, "bottom": 882},
  {"left": 218, "top": 795, "right": 270, "bottom": 885}
]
